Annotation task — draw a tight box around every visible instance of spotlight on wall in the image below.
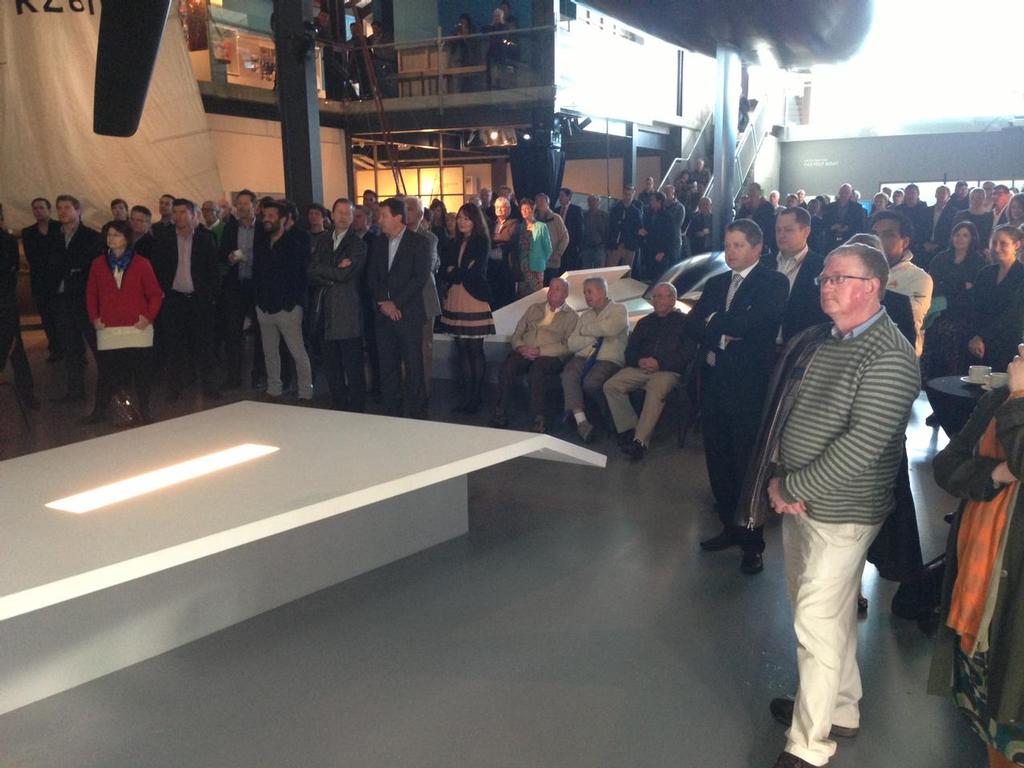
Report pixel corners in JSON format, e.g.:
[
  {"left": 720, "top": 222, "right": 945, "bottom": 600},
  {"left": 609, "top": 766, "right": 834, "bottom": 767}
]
[{"left": 489, "top": 130, "right": 500, "bottom": 140}]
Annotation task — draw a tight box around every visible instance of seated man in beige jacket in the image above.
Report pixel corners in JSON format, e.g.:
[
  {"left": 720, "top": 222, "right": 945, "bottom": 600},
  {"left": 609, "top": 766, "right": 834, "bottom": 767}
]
[
  {"left": 490, "top": 277, "right": 578, "bottom": 432},
  {"left": 561, "top": 276, "right": 629, "bottom": 442}
]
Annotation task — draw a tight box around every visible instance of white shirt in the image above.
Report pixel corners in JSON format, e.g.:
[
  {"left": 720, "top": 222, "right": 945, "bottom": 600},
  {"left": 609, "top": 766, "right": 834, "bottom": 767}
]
[
  {"left": 887, "top": 252, "right": 933, "bottom": 357},
  {"left": 776, "top": 245, "right": 809, "bottom": 292},
  {"left": 332, "top": 227, "right": 349, "bottom": 252},
  {"left": 387, "top": 228, "right": 405, "bottom": 271}
]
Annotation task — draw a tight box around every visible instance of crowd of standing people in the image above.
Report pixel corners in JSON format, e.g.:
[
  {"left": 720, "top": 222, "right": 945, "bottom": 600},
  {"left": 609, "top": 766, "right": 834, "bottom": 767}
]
[{"left": 3, "top": 167, "right": 1024, "bottom": 767}]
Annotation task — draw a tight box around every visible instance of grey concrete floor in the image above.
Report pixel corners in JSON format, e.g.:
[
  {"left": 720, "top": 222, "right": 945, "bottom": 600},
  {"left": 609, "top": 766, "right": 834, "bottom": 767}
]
[{"left": 0, "top": 327, "right": 981, "bottom": 767}]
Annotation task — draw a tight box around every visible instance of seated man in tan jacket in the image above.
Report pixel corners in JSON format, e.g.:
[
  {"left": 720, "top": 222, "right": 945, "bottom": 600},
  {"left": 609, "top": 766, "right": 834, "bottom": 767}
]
[
  {"left": 490, "top": 277, "right": 578, "bottom": 433},
  {"left": 561, "top": 276, "right": 629, "bottom": 442}
]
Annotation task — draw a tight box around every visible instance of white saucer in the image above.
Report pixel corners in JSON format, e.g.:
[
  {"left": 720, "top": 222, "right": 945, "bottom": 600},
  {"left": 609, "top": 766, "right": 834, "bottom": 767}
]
[{"left": 960, "top": 376, "right": 986, "bottom": 385}]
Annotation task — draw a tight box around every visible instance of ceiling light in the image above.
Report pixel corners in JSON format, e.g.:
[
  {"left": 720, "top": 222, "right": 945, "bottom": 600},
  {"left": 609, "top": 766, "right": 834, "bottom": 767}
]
[{"left": 46, "top": 444, "right": 280, "bottom": 514}]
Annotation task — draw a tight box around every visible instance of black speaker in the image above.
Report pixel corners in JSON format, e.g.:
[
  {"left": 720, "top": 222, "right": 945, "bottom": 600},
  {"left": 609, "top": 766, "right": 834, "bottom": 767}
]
[
  {"left": 94, "top": 0, "right": 172, "bottom": 137},
  {"left": 509, "top": 147, "right": 565, "bottom": 202}
]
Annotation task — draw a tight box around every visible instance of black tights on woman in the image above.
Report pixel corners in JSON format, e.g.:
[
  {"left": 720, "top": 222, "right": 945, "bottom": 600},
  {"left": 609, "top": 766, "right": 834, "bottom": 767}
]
[{"left": 454, "top": 337, "right": 486, "bottom": 413}]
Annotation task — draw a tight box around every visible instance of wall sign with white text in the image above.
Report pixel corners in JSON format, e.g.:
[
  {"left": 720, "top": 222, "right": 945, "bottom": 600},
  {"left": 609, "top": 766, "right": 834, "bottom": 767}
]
[{"left": 16, "top": 0, "right": 97, "bottom": 15}]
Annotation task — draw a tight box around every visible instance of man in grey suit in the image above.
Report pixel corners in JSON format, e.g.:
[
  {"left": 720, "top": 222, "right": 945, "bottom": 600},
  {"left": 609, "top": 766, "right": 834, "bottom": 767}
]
[
  {"left": 406, "top": 197, "right": 442, "bottom": 395},
  {"left": 310, "top": 198, "right": 368, "bottom": 411},
  {"left": 368, "top": 198, "right": 432, "bottom": 417}
]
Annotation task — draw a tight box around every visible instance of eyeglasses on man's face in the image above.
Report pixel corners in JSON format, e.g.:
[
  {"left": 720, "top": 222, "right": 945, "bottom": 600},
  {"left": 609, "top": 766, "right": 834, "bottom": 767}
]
[{"left": 814, "top": 274, "right": 874, "bottom": 288}]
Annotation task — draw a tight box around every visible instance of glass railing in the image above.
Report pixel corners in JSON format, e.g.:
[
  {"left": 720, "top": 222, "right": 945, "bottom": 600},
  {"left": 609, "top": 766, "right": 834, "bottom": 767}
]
[
  {"left": 185, "top": 11, "right": 556, "bottom": 105},
  {"left": 317, "top": 25, "right": 555, "bottom": 102}
]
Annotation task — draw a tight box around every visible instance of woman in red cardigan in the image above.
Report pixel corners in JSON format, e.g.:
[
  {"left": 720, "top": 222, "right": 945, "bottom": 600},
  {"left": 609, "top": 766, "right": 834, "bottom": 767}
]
[{"left": 85, "top": 220, "right": 164, "bottom": 424}]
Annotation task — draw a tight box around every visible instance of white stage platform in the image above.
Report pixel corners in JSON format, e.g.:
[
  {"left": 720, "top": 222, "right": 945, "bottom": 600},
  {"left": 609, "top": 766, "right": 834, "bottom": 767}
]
[{"left": 0, "top": 402, "right": 604, "bottom": 714}]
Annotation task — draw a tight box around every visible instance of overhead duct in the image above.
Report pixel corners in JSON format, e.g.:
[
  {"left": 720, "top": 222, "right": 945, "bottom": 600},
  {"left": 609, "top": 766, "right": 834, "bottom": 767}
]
[{"left": 579, "top": 0, "right": 874, "bottom": 68}]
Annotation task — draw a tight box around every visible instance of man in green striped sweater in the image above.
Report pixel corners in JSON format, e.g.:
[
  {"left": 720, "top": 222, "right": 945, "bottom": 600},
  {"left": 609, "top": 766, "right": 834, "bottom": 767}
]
[{"left": 765, "top": 243, "right": 920, "bottom": 768}]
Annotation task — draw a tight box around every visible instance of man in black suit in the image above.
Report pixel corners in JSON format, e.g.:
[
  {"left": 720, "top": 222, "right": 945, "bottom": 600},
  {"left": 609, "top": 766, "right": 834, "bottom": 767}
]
[
  {"left": 354, "top": 204, "right": 382, "bottom": 397},
  {"left": 309, "top": 197, "right": 368, "bottom": 411},
  {"left": 776, "top": 207, "right": 828, "bottom": 342},
  {"left": 893, "top": 183, "right": 934, "bottom": 267},
  {"left": 739, "top": 182, "right": 778, "bottom": 258},
  {"left": 21, "top": 197, "right": 63, "bottom": 360},
  {"left": 923, "top": 184, "right": 955, "bottom": 263},
  {"left": 821, "top": 184, "right": 868, "bottom": 250},
  {"left": 367, "top": 198, "right": 431, "bottom": 417},
  {"left": 1, "top": 204, "right": 38, "bottom": 410},
  {"left": 151, "top": 194, "right": 176, "bottom": 239},
  {"left": 151, "top": 198, "right": 222, "bottom": 401},
  {"left": 218, "top": 189, "right": 264, "bottom": 390},
  {"left": 687, "top": 219, "right": 789, "bottom": 574},
  {"left": 554, "top": 187, "right": 584, "bottom": 272},
  {"left": 48, "top": 194, "right": 102, "bottom": 403}
]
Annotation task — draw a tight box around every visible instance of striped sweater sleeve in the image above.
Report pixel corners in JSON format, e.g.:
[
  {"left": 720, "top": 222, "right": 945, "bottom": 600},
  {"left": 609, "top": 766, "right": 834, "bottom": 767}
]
[{"left": 780, "top": 348, "right": 920, "bottom": 503}]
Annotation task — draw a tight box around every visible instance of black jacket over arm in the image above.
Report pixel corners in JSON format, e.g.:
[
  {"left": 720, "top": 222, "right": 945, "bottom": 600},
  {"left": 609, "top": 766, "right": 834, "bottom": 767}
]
[
  {"left": 686, "top": 261, "right": 789, "bottom": 402},
  {"left": 368, "top": 229, "right": 431, "bottom": 323},
  {"left": 440, "top": 235, "right": 492, "bottom": 303},
  {"left": 624, "top": 310, "right": 694, "bottom": 374}
]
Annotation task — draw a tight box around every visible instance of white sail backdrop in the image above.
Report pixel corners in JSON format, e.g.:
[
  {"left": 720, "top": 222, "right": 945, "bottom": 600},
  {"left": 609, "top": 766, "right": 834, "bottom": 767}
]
[{"left": 0, "top": 2, "right": 224, "bottom": 229}]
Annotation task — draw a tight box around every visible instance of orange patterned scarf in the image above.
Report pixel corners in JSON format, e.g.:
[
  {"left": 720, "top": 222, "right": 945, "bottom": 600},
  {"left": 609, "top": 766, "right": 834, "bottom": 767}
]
[{"left": 947, "top": 416, "right": 1017, "bottom": 654}]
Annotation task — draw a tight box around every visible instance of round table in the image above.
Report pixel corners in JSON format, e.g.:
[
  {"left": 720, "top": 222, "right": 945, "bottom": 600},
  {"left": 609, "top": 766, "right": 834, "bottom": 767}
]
[{"left": 925, "top": 375, "right": 986, "bottom": 437}]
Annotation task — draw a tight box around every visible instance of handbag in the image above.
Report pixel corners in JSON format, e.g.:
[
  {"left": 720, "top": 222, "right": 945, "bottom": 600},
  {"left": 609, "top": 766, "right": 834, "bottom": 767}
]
[{"left": 891, "top": 554, "right": 946, "bottom": 621}]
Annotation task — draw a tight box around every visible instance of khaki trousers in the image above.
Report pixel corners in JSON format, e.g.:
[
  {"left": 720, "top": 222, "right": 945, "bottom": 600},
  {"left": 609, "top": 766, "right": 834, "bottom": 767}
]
[
  {"left": 606, "top": 245, "right": 635, "bottom": 268},
  {"left": 782, "top": 512, "right": 882, "bottom": 766},
  {"left": 602, "top": 367, "right": 680, "bottom": 444}
]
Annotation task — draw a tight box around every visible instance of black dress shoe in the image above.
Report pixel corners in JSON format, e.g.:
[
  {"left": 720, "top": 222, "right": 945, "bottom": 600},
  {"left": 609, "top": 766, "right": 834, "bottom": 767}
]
[
  {"left": 770, "top": 697, "right": 859, "bottom": 738},
  {"left": 621, "top": 439, "right": 646, "bottom": 461},
  {"left": 741, "top": 551, "right": 764, "bottom": 575},
  {"left": 771, "top": 751, "right": 817, "bottom": 768},
  {"left": 700, "top": 529, "right": 740, "bottom": 552},
  {"left": 616, "top": 428, "right": 636, "bottom": 447}
]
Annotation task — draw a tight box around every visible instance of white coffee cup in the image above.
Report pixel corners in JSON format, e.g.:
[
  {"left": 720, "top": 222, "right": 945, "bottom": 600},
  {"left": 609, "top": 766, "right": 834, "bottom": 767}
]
[
  {"left": 988, "top": 372, "right": 1009, "bottom": 388},
  {"left": 969, "top": 365, "right": 992, "bottom": 383}
]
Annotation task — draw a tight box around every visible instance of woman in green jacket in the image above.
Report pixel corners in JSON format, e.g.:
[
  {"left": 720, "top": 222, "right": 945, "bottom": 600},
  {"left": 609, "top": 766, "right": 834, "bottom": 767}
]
[
  {"left": 932, "top": 345, "right": 1024, "bottom": 767},
  {"left": 517, "top": 198, "right": 551, "bottom": 297}
]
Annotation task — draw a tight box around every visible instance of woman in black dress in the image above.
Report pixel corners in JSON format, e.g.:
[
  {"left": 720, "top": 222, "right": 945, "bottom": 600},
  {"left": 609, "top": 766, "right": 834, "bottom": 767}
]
[
  {"left": 922, "top": 221, "right": 987, "bottom": 378},
  {"left": 968, "top": 225, "right": 1024, "bottom": 372},
  {"left": 439, "top": 203, "right": 495, "bottom": 414}
]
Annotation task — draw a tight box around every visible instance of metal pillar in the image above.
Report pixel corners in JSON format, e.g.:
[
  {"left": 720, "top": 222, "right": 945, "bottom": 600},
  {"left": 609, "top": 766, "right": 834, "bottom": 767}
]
[
  {"left": 273, "top": 0, "right": 324, "bottom": 209},
  {"left": 711, "top": 44, "right": 741, "bottom": 250},
  {"left": 624, "top": 123, "right": 637, "bottom": 188}
]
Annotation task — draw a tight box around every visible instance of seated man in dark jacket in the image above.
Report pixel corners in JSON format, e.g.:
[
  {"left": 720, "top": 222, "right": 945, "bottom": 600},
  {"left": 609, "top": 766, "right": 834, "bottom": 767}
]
[{"left": 603, "top": 282, "right": 695, "bottom": 459}]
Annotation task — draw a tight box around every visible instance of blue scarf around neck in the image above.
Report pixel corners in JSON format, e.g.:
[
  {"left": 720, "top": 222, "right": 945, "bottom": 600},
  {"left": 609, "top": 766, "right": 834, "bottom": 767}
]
[{"left": 107, "top": 247, "right": 134, "bottom": 273}]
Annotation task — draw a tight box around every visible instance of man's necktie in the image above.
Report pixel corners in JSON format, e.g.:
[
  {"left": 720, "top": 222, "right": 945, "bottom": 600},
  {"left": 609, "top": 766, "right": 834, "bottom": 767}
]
[
  {"left": 725, "top": 271, "right": 743, "bottom": 310},
  {"left": 707, "top": 272, "right": 745, "bottom": 367}
]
